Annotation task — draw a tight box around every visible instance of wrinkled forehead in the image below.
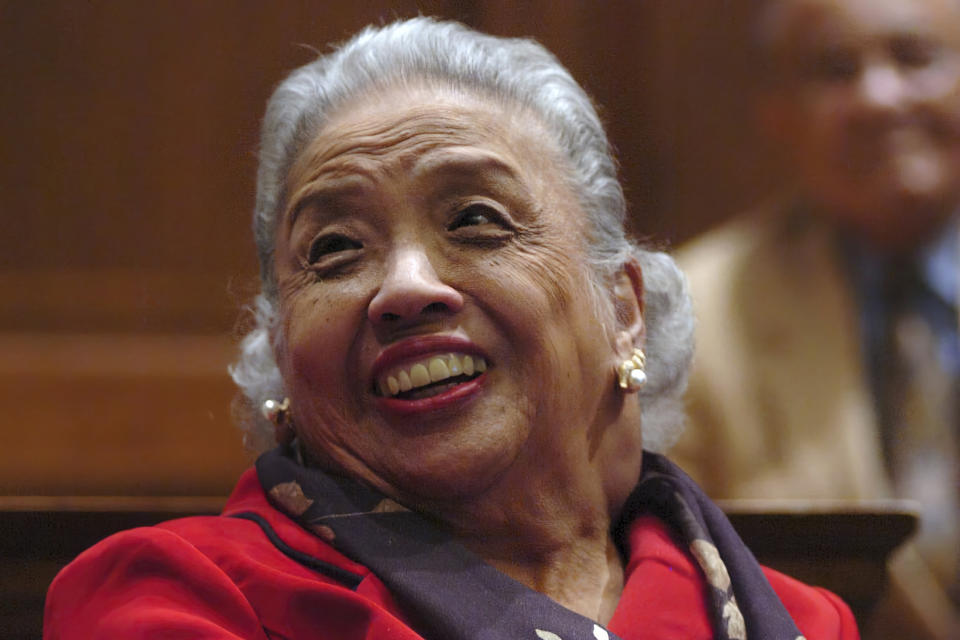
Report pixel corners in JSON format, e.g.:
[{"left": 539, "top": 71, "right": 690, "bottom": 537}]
[
  {"left": 322, "top": 86, "right": 532, "bottom": 155},
  {"left": 764, "top": 0, "right": 960, "bottom": 54},
  {"left": 285, "top": 82, "right": 570, "bottom": 200}
]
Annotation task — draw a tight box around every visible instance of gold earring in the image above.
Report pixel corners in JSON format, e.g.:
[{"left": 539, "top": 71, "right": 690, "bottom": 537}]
[
  {"left": 617, "top": 348, "right": 647, "bottom": 392},
  {"left": 261, "top": 397, "right": 290, "bottom": 424},
  {"left": 262, "top": 397, "right": 296, "bottom": 446}
]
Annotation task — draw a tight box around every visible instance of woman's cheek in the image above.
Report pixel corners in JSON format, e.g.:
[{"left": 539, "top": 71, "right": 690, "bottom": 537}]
[
  {"left": 282, "top": 289, "right": 360, "bottom": 387},
  {"left": 490, "top": 238, "right": 579, "bottom": 304}
]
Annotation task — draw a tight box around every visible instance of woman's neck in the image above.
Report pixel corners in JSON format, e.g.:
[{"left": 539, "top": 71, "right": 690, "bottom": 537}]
[
  {"left": 473, "top": 528, "right": 626, "bottom": 625},
  {"left": 397, "top": 397, "right": 645, "bottom": 624},
  {"left": 413, "top": 428, "right": 639, "bottom": 624}
]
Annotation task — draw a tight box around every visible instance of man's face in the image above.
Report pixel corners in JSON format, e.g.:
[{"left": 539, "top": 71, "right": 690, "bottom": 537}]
[{"left": 763, "top": 0, "right": 960, "bottom": 251}]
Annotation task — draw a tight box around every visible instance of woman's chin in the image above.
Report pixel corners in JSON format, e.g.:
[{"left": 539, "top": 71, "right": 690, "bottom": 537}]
[
  {"left": 356, "top": 385, "right": 534, "bottom": 502},
  {"left": 369, "top": 435, "right": 522, "bottom": 508}
]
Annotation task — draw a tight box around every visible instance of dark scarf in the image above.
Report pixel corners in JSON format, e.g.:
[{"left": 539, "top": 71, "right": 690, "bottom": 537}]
[{"left": 254, "top": 447, "right": 804, "bottom": 640}]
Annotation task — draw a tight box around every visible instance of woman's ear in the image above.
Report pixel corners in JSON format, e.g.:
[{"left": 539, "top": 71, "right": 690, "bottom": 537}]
[
  {"left": 268, "top": 319, "right": 289, "bottom": 380},
  {"left": 612, "top": 256, "right": 645, "bottom": 351}
]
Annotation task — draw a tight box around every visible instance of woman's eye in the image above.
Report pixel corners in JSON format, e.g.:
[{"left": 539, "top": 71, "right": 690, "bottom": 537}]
[
  {"left": 308, "top": 233, "right": 362, "bottom": 264},
  {"left": 448, "top": 204, "right": 501, "bottom": 230}
]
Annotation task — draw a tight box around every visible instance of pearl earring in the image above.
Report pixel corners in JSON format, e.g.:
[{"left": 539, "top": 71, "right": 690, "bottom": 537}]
[
  {"left": 261, "top": 397, "right": 291, "bottom": 425},
  {"left": 262, "top": 397, "right": 297, "bottom": 446},
  {"left": 617, "top": 348, "right": 647, "bottom": 392}
]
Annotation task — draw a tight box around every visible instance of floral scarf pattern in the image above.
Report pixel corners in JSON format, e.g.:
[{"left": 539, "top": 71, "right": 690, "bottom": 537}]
[{"left": 256, "top": 446, "right": 806, "bottom": 640}]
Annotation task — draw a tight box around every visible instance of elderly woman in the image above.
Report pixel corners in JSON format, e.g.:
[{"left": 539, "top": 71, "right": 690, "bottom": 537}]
[{"left": 45, "top": 18, "right": 857, "bottom": 640}]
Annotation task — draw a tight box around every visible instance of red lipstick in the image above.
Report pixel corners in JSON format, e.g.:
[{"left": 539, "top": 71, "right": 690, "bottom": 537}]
[
  {"left": 371, "top": 335, "right": 489, "bottom": 416},
  {"left": 370, "top": 335, "right": 487, "bottom": 380}
]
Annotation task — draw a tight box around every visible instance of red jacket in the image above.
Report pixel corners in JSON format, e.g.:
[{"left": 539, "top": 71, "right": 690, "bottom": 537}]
[{"left": 45, "top": 468, "right": 859, "bottom": 639}]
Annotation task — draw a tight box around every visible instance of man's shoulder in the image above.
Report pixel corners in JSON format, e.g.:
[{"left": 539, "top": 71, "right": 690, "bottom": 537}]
[
  {"left": 675, "top": 200, "right": 844, "bottom": 318},
  {"left": 675, "top": 201, "right": 792, "bottom": 278}
]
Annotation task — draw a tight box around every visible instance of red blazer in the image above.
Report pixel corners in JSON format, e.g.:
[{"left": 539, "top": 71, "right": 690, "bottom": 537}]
[{"left": 44, "top": 469, "right": 858, "bottom": 639}]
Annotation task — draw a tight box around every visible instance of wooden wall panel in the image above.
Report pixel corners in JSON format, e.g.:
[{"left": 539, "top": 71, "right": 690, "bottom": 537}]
[
  {"left": 0, "top": 1, "right": 773, "bottom": 497},
  {"left": 472, "top": 0, "right": 778, "bottom": 243},
  {"left": 0, "top": 333, "right": 248, "bottom": 495}
]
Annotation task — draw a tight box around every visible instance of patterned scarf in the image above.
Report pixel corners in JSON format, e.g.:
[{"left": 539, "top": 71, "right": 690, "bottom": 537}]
[{"left": 256, "top": 447, "right": 806, "bottom": 640}]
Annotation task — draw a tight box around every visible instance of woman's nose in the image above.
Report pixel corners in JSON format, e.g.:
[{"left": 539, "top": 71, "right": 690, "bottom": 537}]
[{"left": 367, "top": 247, "right": 464, "bottom": 325}]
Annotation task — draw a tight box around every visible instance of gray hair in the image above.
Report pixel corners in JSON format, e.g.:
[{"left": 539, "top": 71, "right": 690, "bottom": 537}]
[{"left": 230, "top": 17, "right": 694, "bottom": 454}]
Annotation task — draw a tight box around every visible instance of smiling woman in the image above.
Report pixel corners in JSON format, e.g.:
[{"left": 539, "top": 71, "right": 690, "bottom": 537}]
[
  {"left": 272, "top": 86, "right": 619, "bottom": 505},
  {"left": 44, "top": 17, "right": 859, "bottom": 640}
]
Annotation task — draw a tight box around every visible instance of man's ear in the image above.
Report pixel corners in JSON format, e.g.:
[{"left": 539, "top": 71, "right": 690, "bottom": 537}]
[
  {"left": 612, "top": 256, "right": 645, "bottom": 351},
  {"left": 756, "top": 91, "right": 794, "bottom": 147}
]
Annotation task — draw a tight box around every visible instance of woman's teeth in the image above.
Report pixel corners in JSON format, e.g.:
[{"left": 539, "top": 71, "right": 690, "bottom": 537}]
[{"left": 377, "top": 353, "right": 487, "bottom": 397}]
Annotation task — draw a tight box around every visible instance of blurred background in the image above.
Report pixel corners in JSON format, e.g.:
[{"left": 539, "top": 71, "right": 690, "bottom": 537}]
[{"left": 0, "top": 0, "right": 776, "bottom": 500}]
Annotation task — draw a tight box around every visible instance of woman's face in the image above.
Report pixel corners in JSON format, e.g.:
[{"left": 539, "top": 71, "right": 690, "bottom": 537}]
[{"left": 271, "top": 86, "right": 629, "bottom": 505}]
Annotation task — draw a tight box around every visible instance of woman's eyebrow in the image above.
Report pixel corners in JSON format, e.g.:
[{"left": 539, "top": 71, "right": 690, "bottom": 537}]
[
  {"left": 412, "top": 151, "right": 539, "bottom": 208},
  {"left": 411, "top": 150, "right": 522, "bottom": 183},
  {"left": 287, "top": 180, "right": 370, "bottom": 227}
]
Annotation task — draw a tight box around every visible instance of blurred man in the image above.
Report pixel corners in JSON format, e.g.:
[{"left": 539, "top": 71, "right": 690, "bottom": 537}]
[{"left": 672, "top": 0, "right": 959, "bottom": 636}]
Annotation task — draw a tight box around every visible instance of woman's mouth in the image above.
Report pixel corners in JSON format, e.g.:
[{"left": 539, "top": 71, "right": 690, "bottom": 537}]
[{"left": 375, "top": 353, "right": 487, "bottom": 399}]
